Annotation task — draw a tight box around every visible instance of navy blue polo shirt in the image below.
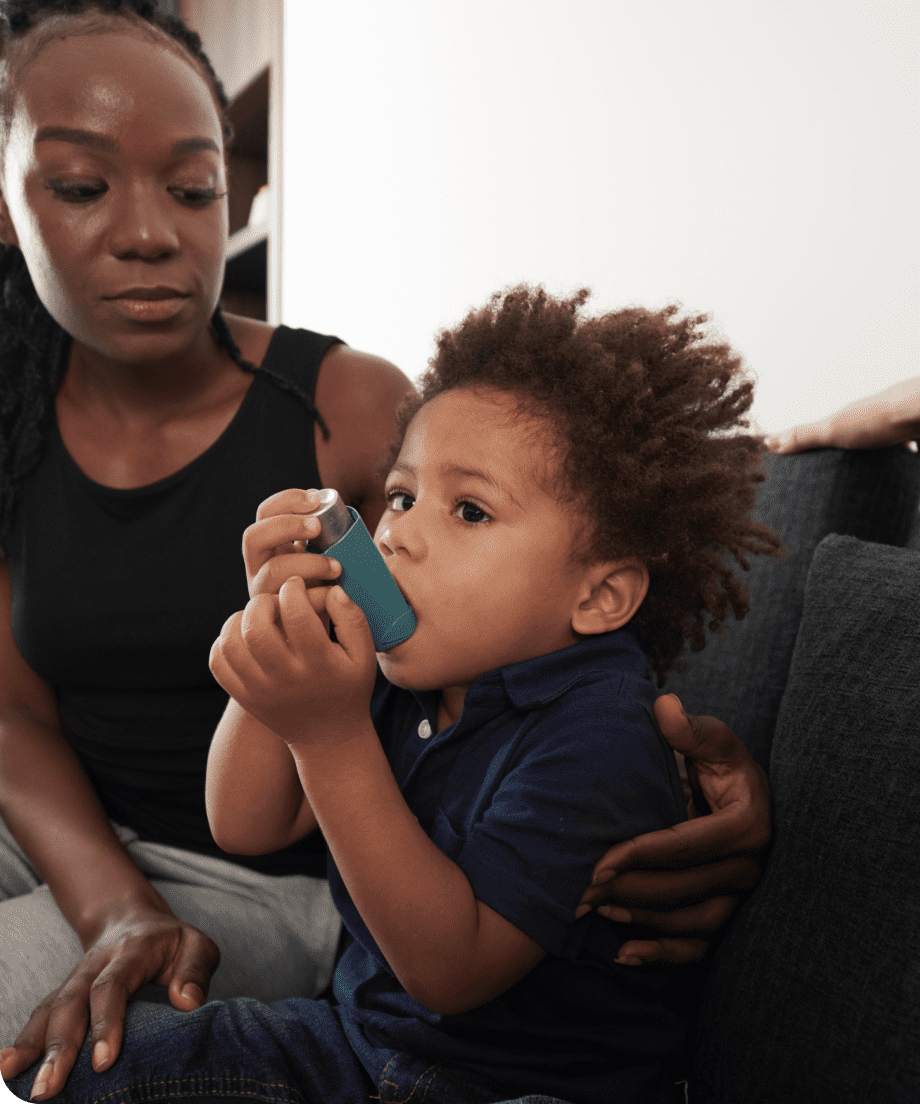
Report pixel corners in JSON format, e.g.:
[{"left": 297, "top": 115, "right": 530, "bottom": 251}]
[{"left": 330, "top": 629, "right": 690, "bottom": 1104}]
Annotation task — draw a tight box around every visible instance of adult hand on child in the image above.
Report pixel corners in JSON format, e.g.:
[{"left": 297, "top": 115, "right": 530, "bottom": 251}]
[
  {"left": 0, "top": 903, "right": 219, "bottom": 1101},
  {"left": 576, "top": 694, "right": 771, "bottom": 965},
  {"left": 209, "top": 578, "right": 377, "bottom": 748},
  {"left": 765, "top": 376, "right": 920, "bottom": 453}
]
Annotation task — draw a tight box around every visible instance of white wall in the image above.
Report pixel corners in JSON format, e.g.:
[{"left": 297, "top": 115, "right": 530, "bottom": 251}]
[{"left": 281, "top": 0, "right": 918, "bottom": 434}]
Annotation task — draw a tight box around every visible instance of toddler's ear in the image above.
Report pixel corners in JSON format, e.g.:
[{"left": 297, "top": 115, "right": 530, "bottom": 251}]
[{"left": 572, "top": 559, "right": 649, "bottom": 635}]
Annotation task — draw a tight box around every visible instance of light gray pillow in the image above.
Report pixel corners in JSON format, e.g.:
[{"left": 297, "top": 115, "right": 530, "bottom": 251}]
[{"left": 693, "top": 534, "right": 920, "bottom": 1103}]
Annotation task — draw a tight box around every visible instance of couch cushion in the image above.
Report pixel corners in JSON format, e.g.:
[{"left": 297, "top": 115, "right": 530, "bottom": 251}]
[
  {"left": 692, "top": 534, "right": 920, "bottom": 1103},
  {"left": 665, "top": 446, "right": 920, "bottom": 768}
]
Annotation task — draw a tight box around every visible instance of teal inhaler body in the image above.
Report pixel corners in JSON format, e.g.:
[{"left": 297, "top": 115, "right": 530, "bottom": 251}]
[{"left": 305, "top": 489, "right": 417, "bottom": 651}]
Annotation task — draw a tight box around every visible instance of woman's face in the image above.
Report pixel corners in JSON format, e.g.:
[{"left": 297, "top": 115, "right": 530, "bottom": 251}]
[{"left": 0, "top": 24, "right": 228, "bottom": 364}]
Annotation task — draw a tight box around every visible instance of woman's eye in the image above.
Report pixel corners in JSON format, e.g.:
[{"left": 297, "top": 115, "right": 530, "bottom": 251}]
[
  {"left": 46, "top": 179, "right": 106, "bottom": 203},
  {"left": 388, "top": 492, "right": 415, "bottom": 512},
  {"left": 169, "top": 186, "right": 224, "bottom": 208},
  {"left": 454, "top": 501, "right": 489, "bottom": 524}
]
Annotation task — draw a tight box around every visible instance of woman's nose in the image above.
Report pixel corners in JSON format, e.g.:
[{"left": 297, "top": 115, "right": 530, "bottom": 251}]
[{"left": 108, "top": 185, "right": 179, "bottom": 260}]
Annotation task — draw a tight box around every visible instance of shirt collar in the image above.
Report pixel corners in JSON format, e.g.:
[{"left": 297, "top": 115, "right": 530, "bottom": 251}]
[
  {"left": 402, "top": 628, "right": 650, "bottom": 727},
  {"left": 490, "top": 628, "right": 649, "bottom": 711}
]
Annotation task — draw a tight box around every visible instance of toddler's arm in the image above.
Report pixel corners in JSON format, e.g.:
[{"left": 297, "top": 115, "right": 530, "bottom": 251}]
[
  {"left": 205, "top": 696, "right": 318, "bottom": 854},
  {"left": 205, "top": 488, "right": 345, "bottom": 855},
  {"left": 209, "top": 578, "right": 546, "bottom": 1015}
]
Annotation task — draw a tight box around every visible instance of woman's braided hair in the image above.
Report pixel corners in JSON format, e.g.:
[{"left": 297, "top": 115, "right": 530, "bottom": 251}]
[
  {"left": 396, "top": 284, "right": 783, "bottom": 685},
  {"left": 0, "top": 0, "right": 327, "bottom": 552}
]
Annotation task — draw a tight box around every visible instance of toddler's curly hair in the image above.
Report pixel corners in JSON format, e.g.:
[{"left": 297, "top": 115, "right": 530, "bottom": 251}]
[{"left": 395, "top": 284, "right": 782, "bottom": 685}]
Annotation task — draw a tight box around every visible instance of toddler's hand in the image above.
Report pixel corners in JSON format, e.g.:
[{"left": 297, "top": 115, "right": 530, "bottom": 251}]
[
  {"left": 242, "top": 488, "right": 343, "bottom": 599},
  {"left": 209, "top": 577, "right": 377, "bottom": 748}
]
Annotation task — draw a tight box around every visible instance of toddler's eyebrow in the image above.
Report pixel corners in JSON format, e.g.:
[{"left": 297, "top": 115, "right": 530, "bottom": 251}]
[{"left": 388, "top": 461, "right": 522, "bottom": 508}]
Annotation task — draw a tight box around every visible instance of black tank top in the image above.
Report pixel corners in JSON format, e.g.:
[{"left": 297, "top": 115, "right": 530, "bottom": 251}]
[{"left": 6, "top": 326, "right": 343, "bottom": 876}]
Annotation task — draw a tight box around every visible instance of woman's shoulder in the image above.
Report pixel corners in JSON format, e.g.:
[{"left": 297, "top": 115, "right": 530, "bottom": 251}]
[
  {"left": 316, "top": 345, "right": 415, "bottom": 530},
  {"left": 225, "top": 314, "right": 415, "bottom": 528},
  {"left": 225, "top": 314, "right": 411, "bottom": 397}
]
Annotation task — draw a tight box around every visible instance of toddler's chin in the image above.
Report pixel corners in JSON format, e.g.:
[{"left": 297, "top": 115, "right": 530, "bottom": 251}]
[{"left": 377, "top": 647, "right": 434, "bottom": 693}]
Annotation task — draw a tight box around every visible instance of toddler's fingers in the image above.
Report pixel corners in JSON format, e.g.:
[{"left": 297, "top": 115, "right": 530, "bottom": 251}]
[
  {"left": 326, "top": 586, "right": 376, "bottom": 666},
  {"left": 254, "top": 488, "right": 322, "bottom": 521},
  {"left": 244, "top": 512, "right": 322, "bottom": 564},
  {"left": 239, "top": 594, "right": 294, "bottom": 676},
  {"left": 251, "top": 553, "right": 341, "bottom": 598},
  {"left": 209, "top": 612, "right": 268, "bottom": 695},
  {"left": 276, "top": 576, "right": 332, "bottom": 651}
]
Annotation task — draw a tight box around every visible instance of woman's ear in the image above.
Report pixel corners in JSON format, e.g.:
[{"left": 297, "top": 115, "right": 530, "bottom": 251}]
[
  {"left": 0, "top": 190, "right": 20, "bottom": 247},
  {"left": 571, "top": 558, "right": 649, "bottom": 635}
]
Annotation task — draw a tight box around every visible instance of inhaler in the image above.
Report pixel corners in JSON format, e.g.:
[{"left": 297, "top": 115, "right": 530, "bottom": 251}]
[{"left": 304, "top": 489, "right": 417, "bottom": 651}]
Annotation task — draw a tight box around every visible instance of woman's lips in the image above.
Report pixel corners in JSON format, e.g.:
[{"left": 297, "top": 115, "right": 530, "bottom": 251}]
[{"left": 103, "top": 287, "right": 191, "bottom": 322}]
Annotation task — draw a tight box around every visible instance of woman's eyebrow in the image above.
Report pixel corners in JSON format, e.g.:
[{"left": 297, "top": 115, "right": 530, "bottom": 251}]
[
  {"left": 171, "top": 137, "right": 221, "bottom": 155},
  {"left": 33, "top": 128, "right": 220, "bottom": 156},
  {"left": 35, "top": 125, "right": 118, "bottom": 152}
]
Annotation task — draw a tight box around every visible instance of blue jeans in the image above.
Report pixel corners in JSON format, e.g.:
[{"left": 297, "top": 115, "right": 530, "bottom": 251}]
[{"left": 2, "top": 997, "right": 571, "bottom": 1104}]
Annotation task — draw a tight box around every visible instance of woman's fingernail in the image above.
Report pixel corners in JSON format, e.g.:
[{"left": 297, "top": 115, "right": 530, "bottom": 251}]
[
  {"left": 598, "top": 906, "right": 633, "bottom": 923},
  {"left": 181, "top": 982, "right": 204, "bottom": 1004},
  {"left": 591, "top": 869, "right": 614, "bottom": 885},
  {"left": 574, "top": 904, "right": 591, "bottom": 919},
  {"left": 31, "top": 1062, "right": 52, "bottom": 1100},
  {"left": 93, "top": 1040, "right": 110, "bottom": 1069}
]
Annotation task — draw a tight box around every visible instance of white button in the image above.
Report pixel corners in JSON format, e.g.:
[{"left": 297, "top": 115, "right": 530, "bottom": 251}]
[{"left": 418, "top": 719, "right": 432, "bottom": 739}]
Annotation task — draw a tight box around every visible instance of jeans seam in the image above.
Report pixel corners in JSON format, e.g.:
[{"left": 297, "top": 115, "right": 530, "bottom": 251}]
[
  {"left": 377, "top": 1057, "right": 438, "bottom": 1104},
  {"left": 85, "top": 1077, "right": 303, "bottom": 1104}
]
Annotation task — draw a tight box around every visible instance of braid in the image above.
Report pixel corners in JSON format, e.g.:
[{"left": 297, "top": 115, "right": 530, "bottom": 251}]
[
  {"left": 210, "top": 305, "right": 330, "bottom": 440},
  {"left": 0, "top": 244, "right": 67, "bottom": 551},
  {"left": 0, "top": 0, "right": 234, "bottom": 551}
]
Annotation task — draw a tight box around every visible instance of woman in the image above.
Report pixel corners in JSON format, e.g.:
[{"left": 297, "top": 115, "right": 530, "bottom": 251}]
[{"left": 0, "top": 1, "right": 768, "bottom": 1097}]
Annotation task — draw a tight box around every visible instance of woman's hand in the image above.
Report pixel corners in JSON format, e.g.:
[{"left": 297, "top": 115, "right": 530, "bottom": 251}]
[
  {"left": 210, "top": 578, "right": 377, "bottom": 749},
  {"left": 0, "top": 904, "right": 219, "bottom": 1101},
  {"left": 577, "top": 694, "right": 771, "bottom": 965},
  {"left": 765, "top": 376, "right": 920, "bottom": 453},
  {"left": 242, "top": 488, "right": 344, "bottom": 599}
]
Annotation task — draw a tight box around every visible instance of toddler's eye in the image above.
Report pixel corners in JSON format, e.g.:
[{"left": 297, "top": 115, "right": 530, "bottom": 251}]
[
  {"left": 454, "top": 501, "right": 489, "bottom": 524},
  {"left": 388, "top": 492, "right": 415, "bottom": 511}
]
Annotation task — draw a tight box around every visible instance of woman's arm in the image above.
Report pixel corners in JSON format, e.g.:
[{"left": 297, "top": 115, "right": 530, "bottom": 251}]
[
  {"left": 766, "top": 375, "right": 920, "bottom": 453},
  {"left": 0, "top": 560, "right": 219, "bottom": 1099}
]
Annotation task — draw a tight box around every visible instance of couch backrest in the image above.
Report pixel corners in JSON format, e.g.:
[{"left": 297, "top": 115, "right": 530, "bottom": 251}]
[
  {"left": 691, "top": 535, "right": 920, "bottom": 1103},
  {"left": 664, "top": 446, "right": 920, "bottom": 769}
]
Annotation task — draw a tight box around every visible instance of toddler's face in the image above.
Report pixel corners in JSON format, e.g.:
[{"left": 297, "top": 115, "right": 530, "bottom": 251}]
[{"left": 375, "top": 387, "right": 593, "bottom": 695}]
